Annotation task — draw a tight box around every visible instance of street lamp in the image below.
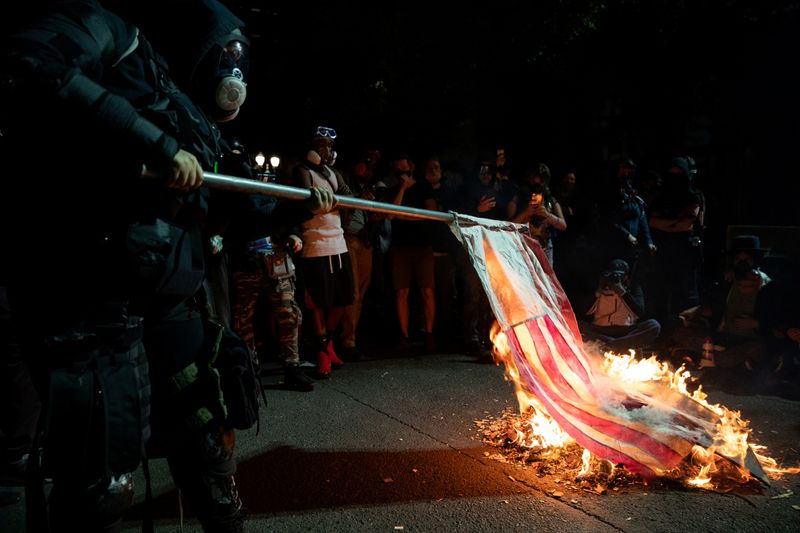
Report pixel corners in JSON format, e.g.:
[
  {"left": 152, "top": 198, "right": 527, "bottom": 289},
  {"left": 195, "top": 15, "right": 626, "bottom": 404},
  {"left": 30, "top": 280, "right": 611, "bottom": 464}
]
[
  {"left": 268, "top": 155, "right": 280, "bottom": 181},
  {"left": 254, "top": 152, "right": 267, "bottom": 181}
]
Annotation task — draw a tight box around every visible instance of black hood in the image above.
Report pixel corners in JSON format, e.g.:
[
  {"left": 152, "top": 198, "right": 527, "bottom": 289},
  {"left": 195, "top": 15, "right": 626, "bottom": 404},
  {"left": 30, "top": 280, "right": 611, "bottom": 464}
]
[{"left": 104, "top": 0, "right": 245, "bottom": 88}]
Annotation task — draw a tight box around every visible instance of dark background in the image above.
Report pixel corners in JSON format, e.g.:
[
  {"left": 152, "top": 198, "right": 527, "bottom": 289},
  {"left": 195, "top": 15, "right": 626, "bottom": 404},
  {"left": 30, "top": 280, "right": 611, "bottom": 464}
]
[{"left": 221, "top": 1, "right": 800, "bottom": 239}]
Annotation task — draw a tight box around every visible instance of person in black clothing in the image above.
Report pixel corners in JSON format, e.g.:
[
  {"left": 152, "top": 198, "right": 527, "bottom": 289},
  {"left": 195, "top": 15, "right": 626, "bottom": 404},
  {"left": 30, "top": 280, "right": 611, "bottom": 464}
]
[
  {"left": 0, "top": 1, "right": 336, "bottom": 530},
  {"left": 594, "top": 159, "right": 657, "bottom": 285},
  {"left": 454, "top": 159, "right": 512, "bottom": 359},
  {"left": 578, "top": 259, "right": 662, "bottom": 353},
  {"left": 386, "top": 154, "right": 438, "bottom": 352},
  {"left": 648, "top": 156, "right": 706, "bottom": 332},
  {"left": 423, "top": 156, "right": 463, "bottom": 345},
  {"left": 214, "top": 142, "right": 326, "bottom": 392},
  {"left": 0, "top": 286, "right": 40, "bottom": 506}
]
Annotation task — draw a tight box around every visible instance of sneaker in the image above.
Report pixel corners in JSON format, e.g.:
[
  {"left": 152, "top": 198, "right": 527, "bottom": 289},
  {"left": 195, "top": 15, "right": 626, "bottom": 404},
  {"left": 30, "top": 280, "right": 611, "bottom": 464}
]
[{"left": 284, "top": 364, "right": 314, "bottom": 391}]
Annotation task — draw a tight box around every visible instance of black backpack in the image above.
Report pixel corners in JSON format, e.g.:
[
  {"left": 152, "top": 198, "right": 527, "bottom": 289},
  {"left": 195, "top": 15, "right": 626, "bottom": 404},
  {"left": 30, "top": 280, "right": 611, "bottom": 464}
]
[{"left": 203, "top": 316, "right": 265, "bottom": 431}]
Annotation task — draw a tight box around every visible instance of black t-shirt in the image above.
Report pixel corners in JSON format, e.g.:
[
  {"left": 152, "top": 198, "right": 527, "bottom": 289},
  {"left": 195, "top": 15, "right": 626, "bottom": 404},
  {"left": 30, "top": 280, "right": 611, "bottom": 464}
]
[
  {"left": 391, "top": 179, "right": 435, "bottom": 247},
  {"left": 429, "top": 183, "right": 462, "bottom": 254}
]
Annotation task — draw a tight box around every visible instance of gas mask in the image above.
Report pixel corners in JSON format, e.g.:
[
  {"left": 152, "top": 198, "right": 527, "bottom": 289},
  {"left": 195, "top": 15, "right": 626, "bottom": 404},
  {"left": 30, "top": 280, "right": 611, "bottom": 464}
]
[{"left": 193, "top": 33, "right": 250, "bottom": 122}]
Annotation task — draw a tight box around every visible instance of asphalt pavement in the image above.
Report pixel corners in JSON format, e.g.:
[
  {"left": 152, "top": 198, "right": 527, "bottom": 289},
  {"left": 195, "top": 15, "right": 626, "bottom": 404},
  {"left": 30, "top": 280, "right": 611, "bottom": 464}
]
[{"left": 3, "top": 348, "right": 799, "bottom": 532}]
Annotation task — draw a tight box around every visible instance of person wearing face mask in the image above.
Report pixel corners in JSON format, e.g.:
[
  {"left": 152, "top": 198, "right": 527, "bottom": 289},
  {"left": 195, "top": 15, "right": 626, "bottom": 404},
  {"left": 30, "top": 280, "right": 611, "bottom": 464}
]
[
  {"left": 648, "top": 156, "right": 706, "bottom": 333},
  {"left": 0, "top": 1, "right": 334, "bottom": 530},
  {"left": 106, "top": 0, "right": 249, "bottom": 124},
  {"left": 578, "top": 259, "right": 662, "bottom": 353},
  {"left": 669, "top": 235, "right": 772, "bottom": 373},
  {"left": 293, "top": 126, "right": 354, "bottom": 378}
]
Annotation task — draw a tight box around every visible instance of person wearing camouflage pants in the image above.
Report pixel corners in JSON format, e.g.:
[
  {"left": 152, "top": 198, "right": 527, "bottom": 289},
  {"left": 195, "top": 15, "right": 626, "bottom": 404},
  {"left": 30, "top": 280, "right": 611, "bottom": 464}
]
[{"left": 232, "top": 239, "right": 315, "bottom": 391}]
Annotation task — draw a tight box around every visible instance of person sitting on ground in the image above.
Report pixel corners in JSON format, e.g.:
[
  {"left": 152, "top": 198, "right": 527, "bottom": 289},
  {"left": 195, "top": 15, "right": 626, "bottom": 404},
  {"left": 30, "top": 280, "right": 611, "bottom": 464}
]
[
  {"left": 670, "top": 235, "right": 772, "bottom": 371},
  {"left": 578, "top": 259, "right": 661, "bottom": 353}
]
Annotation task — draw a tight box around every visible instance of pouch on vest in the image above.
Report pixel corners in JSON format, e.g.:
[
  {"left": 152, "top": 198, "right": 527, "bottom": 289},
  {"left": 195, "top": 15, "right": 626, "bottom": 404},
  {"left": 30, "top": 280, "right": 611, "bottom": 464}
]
[
  {"left": 126, "top": 219, "right": 205, "bottom": 298},
  {"left": 263, "top": 251, "right": 295, "bottom": 280},
  {"left": 42, "top": 318, "right": 150, "bottom": 480},
  {"left": 203, "top": 317, "right": 262, "bottom": 431}
]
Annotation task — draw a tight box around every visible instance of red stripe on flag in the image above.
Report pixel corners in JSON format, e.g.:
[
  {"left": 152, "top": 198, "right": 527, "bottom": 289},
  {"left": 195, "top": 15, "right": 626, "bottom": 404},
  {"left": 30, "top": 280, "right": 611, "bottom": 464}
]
[
  {"left": 522, "top": 319, "right": 584, "bottom": 402},
  {"left": 508, "top": 335, "right": 659, "bottom": 476},
  {"left": 541, "top": 315, "right": 593, "bottom": 386},
  {"left": 506, "top": 321, "right": 686, "bottom": 476}
]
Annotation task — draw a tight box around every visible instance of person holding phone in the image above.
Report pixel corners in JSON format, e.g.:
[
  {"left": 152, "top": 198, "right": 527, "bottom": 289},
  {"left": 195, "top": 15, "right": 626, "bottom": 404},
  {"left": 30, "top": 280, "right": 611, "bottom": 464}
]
[{"left": 508, "top": 163, "right": 567, "bottom": 266}]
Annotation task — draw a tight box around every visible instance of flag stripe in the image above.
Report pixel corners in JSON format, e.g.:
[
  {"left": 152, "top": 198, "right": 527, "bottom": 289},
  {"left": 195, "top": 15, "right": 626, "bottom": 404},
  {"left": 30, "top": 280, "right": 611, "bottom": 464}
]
[
  {"left": 541, "top": 315, "right": 594, "bottom": 386},
  {"left": 517, "top": 320, "right": 585, "bottom": 403},
  {"left": 507, "top": 337, "right": 661, "bottom": 476},
  {"left": 507, "top": 322, "right": 688, "bottom": 475}
]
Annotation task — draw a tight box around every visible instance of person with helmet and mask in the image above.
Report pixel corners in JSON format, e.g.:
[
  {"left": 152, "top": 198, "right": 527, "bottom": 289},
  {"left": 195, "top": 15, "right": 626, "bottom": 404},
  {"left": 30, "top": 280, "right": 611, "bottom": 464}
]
[
  {"left": 1, "top": 1, "right": 335, "bottom": 531},
  {"left": 293, "top": 126, "right": 355, "bottom": 378},
  {"left": 107, "top": 0, "right": 251, "bottom": 124}
]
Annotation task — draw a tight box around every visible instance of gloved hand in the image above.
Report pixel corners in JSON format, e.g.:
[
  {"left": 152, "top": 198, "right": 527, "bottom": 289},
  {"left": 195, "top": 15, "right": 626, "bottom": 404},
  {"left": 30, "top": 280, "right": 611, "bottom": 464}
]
[
  {"left": 166, "top": 149, "right": 204, "bottom": 191},
  {"left": 209, "top": 235, "right": 224, "bottom": 254},
  {"left": 307, "top": 187, "right": 337, "bottom": 214}
]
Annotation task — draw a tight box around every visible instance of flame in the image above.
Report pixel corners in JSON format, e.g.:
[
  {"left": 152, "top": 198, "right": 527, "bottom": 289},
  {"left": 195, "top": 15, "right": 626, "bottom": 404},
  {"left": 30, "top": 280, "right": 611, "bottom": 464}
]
[
  {"left": 578, "top": 449, "right": 592, "bottom": 477},
  {"left": 491, "top": 325, "right": 573, "bottom": 451},
  {"left": 487, "top": 326, "right": 799, "bottom": 488}
]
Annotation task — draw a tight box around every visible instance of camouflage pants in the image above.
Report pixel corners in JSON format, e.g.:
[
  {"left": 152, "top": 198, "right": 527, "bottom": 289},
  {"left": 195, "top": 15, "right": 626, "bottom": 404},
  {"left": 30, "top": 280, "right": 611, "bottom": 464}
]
[{"left": 232, "top": 262, "right": 301, "bottom": 366}]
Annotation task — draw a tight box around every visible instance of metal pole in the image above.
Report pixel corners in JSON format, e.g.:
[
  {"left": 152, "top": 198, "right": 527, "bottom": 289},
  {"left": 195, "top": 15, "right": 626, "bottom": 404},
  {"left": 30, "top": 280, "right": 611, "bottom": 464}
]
[{"left": 203, "top": 171, "right": 455, "bottom": 222}]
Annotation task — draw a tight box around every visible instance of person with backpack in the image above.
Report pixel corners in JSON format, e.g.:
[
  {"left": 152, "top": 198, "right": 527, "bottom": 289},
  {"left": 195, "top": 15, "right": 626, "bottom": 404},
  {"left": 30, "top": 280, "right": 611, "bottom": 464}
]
[{"left": 1, "top": 1, "right": 335, "bottom": 530}]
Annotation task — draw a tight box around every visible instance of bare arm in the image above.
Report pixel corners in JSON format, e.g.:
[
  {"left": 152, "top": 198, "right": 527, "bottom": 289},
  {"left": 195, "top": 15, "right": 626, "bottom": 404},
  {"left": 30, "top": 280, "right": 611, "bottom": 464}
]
[
  {"left": 506, "top": 196, "right": 519, "bottom": 221},
  {"left": 546, "top": 201, "right": 567, "bottom": 231},
  {"left": 386, "top": 175, "right": 415, "bottom": 219}
]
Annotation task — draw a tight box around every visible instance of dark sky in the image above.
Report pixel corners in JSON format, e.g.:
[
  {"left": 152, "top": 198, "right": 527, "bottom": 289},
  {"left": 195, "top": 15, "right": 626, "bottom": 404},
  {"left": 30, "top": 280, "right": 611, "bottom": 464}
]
[{"left": 222, "top": 1, "right": 800, "bottom": 232}]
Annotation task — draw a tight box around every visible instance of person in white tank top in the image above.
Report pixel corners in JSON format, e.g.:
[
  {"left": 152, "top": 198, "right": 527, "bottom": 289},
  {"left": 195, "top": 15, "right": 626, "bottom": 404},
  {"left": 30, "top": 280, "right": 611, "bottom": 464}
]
[{"left": 293, "top": 126, "right": 355, "bottom": 378}]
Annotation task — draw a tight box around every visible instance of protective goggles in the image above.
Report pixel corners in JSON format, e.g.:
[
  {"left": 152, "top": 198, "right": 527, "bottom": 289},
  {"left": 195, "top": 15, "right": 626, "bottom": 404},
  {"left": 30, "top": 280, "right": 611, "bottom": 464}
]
[
  {"left": 315, "top": 126, "right": 337, "bottom": 139},
  {"left": 220, "top": 39, "right": 250, "bottom": 81}
]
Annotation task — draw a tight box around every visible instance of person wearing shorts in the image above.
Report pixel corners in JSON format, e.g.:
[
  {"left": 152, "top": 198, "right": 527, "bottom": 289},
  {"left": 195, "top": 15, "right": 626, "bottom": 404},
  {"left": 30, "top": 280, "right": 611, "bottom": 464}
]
[{"left": 293, "top": 126, "right": 354, "bottom": 377}]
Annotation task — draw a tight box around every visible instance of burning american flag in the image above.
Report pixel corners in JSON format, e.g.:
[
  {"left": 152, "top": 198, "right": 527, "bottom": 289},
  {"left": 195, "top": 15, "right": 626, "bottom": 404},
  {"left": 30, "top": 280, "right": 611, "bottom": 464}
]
[{"left": 449, "top": 213, "right": 777, "bottom": 485}]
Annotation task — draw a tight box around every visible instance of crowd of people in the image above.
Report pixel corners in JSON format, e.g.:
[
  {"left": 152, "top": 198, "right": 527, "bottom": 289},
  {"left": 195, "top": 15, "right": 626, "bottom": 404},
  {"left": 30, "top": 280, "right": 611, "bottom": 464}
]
[
  {"left": 1, "top": 1, "right": 799, "bottom": 531},
  {"left": 276, "top": 146, "right": 800, "bottom": 398}
]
